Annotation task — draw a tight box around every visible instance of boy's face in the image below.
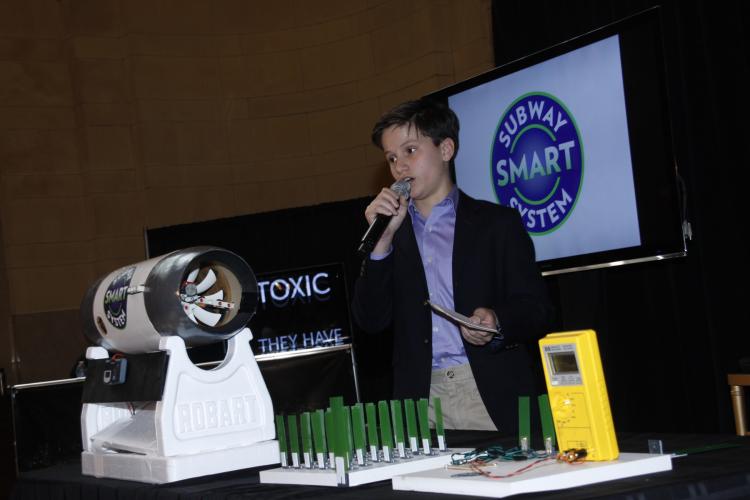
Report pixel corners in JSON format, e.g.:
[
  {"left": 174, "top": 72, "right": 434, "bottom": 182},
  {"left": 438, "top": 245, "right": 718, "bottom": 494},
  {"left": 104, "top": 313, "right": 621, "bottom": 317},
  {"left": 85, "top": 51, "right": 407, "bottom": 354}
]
[{"left": 381, "top": 124, "right": 454, "bottom": 202}]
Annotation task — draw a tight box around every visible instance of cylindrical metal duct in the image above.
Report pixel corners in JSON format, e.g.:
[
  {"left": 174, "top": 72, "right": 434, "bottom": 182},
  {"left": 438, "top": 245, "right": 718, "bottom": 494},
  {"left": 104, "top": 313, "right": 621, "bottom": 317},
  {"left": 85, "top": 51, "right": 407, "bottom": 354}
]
[{"left": 80, "top": 247, "right": 258, "bottom": 354}]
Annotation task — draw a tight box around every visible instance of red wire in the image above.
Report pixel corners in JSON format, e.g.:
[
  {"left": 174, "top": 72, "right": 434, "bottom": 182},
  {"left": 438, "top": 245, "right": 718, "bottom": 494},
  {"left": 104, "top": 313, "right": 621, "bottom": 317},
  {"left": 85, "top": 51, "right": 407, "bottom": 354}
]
[{"left": 470, "top": 457, "right": 556, "bottom": 479}]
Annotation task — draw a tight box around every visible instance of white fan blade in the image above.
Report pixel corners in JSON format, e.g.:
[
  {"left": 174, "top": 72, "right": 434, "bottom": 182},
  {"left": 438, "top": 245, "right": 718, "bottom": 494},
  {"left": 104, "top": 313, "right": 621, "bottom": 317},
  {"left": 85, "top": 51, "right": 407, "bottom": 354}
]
[
  {"left": 195, "top": 269, "right": 216, "bottom": 294},
  {"left": 203, "top": 290, "right": 224, "bottom": 301},
  {"left": 187, "top": 268, "right": 199, "bottom": 283},
  {"left": 183, "top": 302, "right": 198, "bottom": 324},
  {"left": 192, "top": 305, "right": 222, "bottom": 326}
]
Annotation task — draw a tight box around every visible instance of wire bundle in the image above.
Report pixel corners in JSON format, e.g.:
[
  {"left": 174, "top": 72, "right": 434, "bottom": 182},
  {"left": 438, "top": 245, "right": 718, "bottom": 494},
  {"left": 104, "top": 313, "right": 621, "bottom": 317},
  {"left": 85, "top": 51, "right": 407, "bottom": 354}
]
[{"left": 449, "top": 446, "right": 587, "bottom": 479}]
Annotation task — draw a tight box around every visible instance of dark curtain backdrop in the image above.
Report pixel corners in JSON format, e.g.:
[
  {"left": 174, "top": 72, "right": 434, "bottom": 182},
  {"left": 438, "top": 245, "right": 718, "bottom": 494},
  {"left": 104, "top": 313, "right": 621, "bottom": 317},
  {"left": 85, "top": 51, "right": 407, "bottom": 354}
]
[
  {"left": 491, "top": 0, "right": 750, "bottom": 433},
  {"left": 149, "top": 0, "right": 749, "bottom": 435}
]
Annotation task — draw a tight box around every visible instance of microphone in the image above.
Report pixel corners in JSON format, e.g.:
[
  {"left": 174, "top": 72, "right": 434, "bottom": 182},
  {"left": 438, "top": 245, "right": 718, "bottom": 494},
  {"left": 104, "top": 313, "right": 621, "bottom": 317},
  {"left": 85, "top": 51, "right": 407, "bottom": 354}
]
[{"left": 357, "top": 178, "right": 412, "bottom": 256}]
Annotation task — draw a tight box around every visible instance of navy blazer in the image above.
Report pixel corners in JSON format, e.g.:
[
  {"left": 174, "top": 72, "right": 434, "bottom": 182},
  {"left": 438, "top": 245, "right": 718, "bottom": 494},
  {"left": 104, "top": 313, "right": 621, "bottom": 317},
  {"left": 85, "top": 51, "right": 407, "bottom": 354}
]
[{"left": 353, "top": 190, "right": 553, "bottom": 433}]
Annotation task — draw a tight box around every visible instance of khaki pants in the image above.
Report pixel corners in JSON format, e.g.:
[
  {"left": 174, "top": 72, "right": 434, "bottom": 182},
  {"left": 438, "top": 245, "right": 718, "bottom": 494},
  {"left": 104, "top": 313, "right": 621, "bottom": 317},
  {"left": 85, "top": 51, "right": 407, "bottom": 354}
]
[{"left": 429, "top": 363, "right": 497, "bottom": 431}]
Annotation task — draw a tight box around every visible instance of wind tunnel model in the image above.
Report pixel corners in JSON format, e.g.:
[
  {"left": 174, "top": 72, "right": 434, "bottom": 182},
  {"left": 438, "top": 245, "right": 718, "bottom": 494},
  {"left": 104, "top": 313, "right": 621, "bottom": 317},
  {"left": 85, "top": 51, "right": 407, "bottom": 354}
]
[{"left": 79, "top": 247, "right": 279, "bottom": 483}]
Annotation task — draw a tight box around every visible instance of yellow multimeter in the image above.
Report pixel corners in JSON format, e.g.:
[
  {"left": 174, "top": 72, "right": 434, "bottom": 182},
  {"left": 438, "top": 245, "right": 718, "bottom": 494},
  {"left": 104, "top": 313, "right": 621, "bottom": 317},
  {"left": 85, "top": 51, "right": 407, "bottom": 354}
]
[{"left": 539, "top": 330, "right": 618, "bottom": 461}]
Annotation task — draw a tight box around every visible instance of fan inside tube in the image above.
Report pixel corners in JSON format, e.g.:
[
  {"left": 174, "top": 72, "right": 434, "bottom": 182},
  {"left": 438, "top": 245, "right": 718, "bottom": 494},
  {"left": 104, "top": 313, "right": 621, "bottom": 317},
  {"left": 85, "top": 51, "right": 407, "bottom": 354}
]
[{"left": 180, "top": 263, "right": 241, "bottom": 328}]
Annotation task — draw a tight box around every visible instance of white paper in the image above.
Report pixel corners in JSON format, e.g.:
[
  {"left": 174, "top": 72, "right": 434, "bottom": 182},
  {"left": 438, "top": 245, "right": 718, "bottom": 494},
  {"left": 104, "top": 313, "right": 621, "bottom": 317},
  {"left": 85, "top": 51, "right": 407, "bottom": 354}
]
[{"left": 425, "top": 301, "right": 497, "bottom": 334}]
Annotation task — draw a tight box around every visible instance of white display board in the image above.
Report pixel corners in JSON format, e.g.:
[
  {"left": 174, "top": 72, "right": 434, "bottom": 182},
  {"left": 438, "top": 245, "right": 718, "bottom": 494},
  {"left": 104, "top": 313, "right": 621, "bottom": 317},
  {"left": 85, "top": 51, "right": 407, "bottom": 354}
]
[
  {"left": 261, "top": 449, "right": 469, "bottom": 487},
  {"left": 392, "top": 452, "right": 672, "bottom": 498}
]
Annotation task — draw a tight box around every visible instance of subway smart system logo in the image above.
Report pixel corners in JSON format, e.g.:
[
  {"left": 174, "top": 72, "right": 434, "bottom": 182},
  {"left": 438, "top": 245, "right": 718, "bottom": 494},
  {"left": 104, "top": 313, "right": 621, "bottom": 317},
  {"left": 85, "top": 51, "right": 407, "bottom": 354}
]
[
  {"left": 103, "top": 266, "right": 135, "bottom": 329},
  {"left": 491, "top": 92, "right": 583, "bottom": 234}
]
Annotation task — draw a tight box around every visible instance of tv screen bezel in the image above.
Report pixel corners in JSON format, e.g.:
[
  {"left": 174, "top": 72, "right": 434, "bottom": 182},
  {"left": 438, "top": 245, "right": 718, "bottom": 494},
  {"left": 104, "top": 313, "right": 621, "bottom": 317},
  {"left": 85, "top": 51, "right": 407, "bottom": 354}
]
[{"left": 427, "top": 7, "right": 686, "bottom": 276}]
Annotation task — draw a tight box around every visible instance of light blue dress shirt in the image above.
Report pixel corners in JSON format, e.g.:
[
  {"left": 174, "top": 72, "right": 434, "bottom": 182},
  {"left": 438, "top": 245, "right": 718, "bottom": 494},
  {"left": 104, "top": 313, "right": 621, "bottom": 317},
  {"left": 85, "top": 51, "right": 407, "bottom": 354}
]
[{"left": 407, "top": 187, "right": 468, "bottom": 368}]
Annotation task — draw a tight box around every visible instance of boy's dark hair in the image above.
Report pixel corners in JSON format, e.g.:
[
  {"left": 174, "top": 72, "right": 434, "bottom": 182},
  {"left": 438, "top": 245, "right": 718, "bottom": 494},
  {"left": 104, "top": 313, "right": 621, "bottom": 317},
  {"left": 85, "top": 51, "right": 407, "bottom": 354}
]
[{"left": 371, "top": 98, "right": 460, "bottom": 172}]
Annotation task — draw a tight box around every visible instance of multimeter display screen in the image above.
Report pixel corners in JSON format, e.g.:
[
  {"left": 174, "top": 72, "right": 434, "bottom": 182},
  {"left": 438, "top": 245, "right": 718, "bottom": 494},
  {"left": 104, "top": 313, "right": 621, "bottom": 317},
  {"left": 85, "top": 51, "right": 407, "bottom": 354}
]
[{"left": 550, "top": 352, "right": 579, "bottom": 374}]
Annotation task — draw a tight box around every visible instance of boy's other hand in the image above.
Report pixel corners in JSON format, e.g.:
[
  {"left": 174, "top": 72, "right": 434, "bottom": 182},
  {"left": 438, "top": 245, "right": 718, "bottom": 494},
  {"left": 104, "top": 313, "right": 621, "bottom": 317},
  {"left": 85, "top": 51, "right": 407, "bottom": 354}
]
[{"left": 460, "top": 307, "right": 498, "bottom": 346}]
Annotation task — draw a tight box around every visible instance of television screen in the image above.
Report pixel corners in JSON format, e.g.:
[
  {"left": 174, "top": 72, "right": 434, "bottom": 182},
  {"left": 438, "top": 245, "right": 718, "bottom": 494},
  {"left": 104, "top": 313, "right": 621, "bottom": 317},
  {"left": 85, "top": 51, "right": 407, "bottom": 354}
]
[
  {"left": 249, "top": 263, "right": 352, "bottom": 356},
  {"left": 429, "top": 7, "right": 686, "bottom": 275}
]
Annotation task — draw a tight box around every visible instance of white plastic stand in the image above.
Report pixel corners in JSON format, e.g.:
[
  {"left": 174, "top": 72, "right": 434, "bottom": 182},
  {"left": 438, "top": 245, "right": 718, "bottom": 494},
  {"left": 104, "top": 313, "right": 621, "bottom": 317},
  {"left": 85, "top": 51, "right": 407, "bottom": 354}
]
[
  {"left": 392, "top": 452, "right": 672, "bottom": 497},
  {"left": 81, "top": 328, "right": 279, "bottom": 483}
]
